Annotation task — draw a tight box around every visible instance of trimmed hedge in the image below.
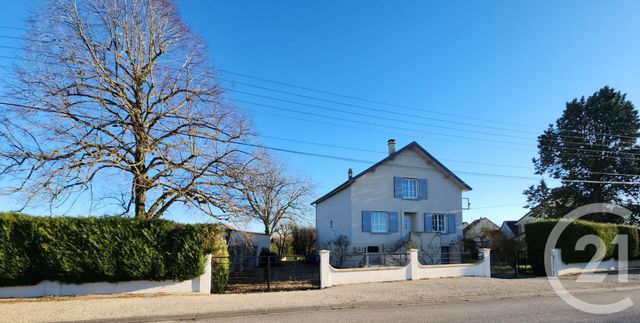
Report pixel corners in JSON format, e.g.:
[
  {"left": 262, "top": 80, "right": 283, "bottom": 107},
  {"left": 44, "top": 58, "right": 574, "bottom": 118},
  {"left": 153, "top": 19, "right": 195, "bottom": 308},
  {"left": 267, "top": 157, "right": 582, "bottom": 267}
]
[
  {"left": 525, "top": 220, "right": 640, "bottom": 275},
  {"left": 0, "top": 213, "right": 228, "bottom": 289}
]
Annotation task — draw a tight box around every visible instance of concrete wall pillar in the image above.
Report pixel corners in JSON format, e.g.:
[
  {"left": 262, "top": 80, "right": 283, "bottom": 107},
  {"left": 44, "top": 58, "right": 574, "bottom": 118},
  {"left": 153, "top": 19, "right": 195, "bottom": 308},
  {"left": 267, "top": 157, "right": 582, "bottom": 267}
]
[
  {"left": 320, "top": 250, "right": 331, "bottom": 289},
  {"left": 479, "top": 248, "right": 491, "bottom": 277},
  {"left": 551, "top": 248, "right": 562, "bottom": 277},
  {"left": 408, "top": 249, "right": 419, "bottom": 280},
  {"left": 198, "top": 254, "right": 213, "bottom": 294}
]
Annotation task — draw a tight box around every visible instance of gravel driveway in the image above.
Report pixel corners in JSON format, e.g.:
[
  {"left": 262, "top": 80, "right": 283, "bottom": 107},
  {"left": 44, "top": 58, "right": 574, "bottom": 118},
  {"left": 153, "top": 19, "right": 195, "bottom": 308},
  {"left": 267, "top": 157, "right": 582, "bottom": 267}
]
[{"left": 2, "top": 272, "right": 640, "bottom": 322}]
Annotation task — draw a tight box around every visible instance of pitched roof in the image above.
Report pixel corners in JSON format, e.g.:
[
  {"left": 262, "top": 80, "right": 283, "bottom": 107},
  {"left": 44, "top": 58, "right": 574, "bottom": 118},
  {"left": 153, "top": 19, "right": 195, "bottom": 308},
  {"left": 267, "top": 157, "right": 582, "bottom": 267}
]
[
  {"left": 502, "top": 221, "right": 519, "bottom": 236},
  {"left": 219, "top": 222, "right": 239, "bottom": 231},
  {"left": 311, "top": 141, "right": 472, "bottom": 205},
  {"left": 463, "top": 217, "right": 499, "bottom": 233}
]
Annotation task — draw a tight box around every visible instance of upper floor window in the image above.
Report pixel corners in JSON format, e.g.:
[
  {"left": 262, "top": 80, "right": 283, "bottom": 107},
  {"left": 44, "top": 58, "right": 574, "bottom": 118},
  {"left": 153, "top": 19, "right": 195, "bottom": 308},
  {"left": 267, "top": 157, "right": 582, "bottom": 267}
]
[
  {"left": 394, "top": 176, "right": 427, "bottom": 200},
  {"left": 432, "top": 213, "right": 447, "bottom": 233},
  {"left": 371, "top": 211, "right": 389, "bottom": 233},
  {"left": 402, "top": 178, "right": 417, "bottom": 199}
]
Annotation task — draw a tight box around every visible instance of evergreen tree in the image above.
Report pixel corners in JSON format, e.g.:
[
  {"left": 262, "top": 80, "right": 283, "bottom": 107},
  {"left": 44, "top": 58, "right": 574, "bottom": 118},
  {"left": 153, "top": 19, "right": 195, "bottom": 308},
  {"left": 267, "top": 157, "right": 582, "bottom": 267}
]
[{"left": 525, "top": 86, "right": 640, "bottom": 223}]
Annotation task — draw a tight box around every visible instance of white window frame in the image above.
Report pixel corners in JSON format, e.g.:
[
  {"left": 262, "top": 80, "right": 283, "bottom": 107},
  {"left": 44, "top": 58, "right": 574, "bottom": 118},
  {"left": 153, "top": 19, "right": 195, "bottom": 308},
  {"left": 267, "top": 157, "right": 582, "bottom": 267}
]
[
  {"left": 432, "top": 213, "right": 447, "bottom": 233},
  {"left": 402, "top": 178, "right": 418, "bottom": 199},
  {"left": 370, "top": 211, "right": 389, "bottom": 233}
]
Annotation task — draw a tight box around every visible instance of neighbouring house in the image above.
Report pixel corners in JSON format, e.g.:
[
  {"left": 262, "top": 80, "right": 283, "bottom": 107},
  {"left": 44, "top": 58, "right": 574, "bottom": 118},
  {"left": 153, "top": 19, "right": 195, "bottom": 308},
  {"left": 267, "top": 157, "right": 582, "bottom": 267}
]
[
  {"left": 312, "top": 139, "right": 472, "bottom": 265},
  {"left": 461, "top": 221, "right": 470, "bottom": 230},
  {"left": 220, "top": 223, "right": 271, "bottom": 271},
  {"left": 500, "top": 221, "right": 520, "bottom": 240},
  {"left": 463, "top": 217, "right": 499, "bottom": 248},
  {"left": 500, "top": 211, "right": 539, "bottom": 242}
]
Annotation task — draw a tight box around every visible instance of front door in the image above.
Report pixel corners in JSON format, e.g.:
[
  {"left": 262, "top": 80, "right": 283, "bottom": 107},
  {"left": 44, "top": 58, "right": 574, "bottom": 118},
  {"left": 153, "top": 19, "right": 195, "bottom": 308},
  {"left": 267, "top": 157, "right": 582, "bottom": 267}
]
[{"left": 403, "top": 214, "right": 412, "bottom": 237}]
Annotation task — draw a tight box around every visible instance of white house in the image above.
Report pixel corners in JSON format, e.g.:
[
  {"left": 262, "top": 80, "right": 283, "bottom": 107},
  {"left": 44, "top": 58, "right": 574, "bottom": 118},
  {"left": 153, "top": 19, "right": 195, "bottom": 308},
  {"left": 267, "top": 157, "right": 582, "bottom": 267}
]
[
  {"left": 463, "top": 217, "right": 500, "bottom": 248},
  {"left": 500, "top": 211, "right": 539, "bottom": 241},
  {"left": 220, "top": 223, "right": 271, "bottom": 271},
  {"left": 313, "top": 140, "right": 472, "bottom": 264}
]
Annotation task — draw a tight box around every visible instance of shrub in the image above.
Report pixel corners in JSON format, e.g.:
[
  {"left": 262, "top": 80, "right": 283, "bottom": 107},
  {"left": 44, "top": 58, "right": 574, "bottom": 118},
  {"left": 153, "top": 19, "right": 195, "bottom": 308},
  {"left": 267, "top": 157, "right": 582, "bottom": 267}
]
[
  {"left": 462, "top": 238, "right": 479, "bottom": 263},
  {"left": 0, "top": 213, "right": 40, "bottom": 286},
  {"left": 614, "top": 225, "right": 640, "bottom": 260},
  {"left": 291, "top": 226, "right": 316, "bottom": 259},
  {"left": 525, "top": 220, "right": 640, "bottom": 275},
  {"left": 0, "top": 213, "right": 226, "bottom": 287},
  {"left": 196, "top": 224, "right": 229, "bottom": 294}
]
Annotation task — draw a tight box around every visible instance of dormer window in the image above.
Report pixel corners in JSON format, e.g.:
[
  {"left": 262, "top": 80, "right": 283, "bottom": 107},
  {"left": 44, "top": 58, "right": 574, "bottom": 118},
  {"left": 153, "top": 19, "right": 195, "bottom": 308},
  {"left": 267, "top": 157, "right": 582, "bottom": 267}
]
[{"left": 402, "top": 178, "right": 417, "bottom": 199}]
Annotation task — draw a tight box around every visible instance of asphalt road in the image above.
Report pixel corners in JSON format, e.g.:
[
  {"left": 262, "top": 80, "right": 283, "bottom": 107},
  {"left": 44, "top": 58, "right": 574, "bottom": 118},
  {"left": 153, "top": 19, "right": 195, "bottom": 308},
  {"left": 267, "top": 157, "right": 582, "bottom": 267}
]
[{"left": 186, "top": 289, "right": 640, "bottom": 323}]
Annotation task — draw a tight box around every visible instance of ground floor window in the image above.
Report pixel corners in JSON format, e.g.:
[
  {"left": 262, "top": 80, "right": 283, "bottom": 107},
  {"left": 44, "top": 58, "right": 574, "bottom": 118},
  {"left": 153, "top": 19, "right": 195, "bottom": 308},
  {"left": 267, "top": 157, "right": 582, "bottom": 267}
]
[
  {"left": 432, "top": 213, "right": 447, "bottom": 233},
  {"left": 367, "top": 246, "right": 380, "bottom": 253},
  {"left": 371, "top": 211, "right": 389, "bottom": 233}
]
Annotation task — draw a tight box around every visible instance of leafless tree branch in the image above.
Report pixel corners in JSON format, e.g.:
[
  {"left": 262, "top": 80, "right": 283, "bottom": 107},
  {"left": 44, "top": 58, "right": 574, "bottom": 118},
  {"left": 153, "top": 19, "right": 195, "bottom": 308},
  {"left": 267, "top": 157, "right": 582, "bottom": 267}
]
[{"left": 0, "top": 0, "right": 253, "bottom": 219}]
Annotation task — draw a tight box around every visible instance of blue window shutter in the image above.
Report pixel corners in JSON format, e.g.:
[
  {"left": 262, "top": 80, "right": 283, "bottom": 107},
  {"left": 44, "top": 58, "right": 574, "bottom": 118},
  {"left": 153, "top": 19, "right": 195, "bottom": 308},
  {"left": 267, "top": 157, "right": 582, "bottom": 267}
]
[
  {"left": 447, "top": 213, "right": 456, "bottom": 234},
  {"left": 389, "top": 212, "right": 398, "bottom": 233},
  {"left": 418, "top": 179, "right": 428, "bottom": 199},
  {"left": 424, "top": 213, "right": 433, "bottom": 232},
  {"left": 362, "top": 211, "right": 372, "bottom": 232},
  {"left": 393, "top": 176, "right": 403, "bottom": 198}
]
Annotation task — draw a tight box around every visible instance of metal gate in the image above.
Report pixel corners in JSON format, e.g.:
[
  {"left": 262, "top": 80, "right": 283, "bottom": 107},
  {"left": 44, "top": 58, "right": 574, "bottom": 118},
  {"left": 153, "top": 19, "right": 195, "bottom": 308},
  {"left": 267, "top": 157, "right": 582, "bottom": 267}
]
[
  {"left": 220, "top": 255, "right": 320, "bottom": 293},
  {"left": 491, "top": 249, "right": 534, "bottom": 278}
]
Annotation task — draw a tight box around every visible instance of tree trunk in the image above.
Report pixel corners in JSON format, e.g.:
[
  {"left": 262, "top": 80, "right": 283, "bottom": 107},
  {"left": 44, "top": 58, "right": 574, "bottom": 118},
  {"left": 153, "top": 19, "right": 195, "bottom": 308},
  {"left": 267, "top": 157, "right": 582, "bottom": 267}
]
[{"left": 134, "top": 174, "right": 147, "bottom": 219}]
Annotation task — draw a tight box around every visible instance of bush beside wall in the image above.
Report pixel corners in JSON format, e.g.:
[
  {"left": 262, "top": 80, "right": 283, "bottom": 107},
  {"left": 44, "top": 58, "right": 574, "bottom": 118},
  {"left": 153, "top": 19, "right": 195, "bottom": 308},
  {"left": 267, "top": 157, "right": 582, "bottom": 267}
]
[
  {"left": 197, "top": 224, "right": 229, "bottom": 294},
  {"left": 0, "top": 213, "right": 227, "bottom": 287},
  {"left": 526, "top": 220, "right": 640, "bottom": 275}
]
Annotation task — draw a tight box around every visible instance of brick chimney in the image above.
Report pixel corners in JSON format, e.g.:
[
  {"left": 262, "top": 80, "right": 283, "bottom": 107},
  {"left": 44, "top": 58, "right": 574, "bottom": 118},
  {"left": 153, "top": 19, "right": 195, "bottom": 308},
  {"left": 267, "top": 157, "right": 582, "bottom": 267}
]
[{"left": 387, "top": 139, "right": 396, "bottom": 155}]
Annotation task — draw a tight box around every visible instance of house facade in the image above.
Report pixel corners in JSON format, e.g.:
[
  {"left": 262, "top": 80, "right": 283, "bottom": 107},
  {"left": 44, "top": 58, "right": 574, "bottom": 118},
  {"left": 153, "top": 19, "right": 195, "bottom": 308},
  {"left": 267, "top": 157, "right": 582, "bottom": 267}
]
[
  {"left": 313, "top": 140, "right": 472, "bottom": 264},
  {"left": 463, "top": 217, "right": 500, "bottom": 248},
  {"left": 501, "top": 211, "right": 541, "bottom": 245},
  {"left": 220, "top": 223, "right": 271, "bottom": 271}
]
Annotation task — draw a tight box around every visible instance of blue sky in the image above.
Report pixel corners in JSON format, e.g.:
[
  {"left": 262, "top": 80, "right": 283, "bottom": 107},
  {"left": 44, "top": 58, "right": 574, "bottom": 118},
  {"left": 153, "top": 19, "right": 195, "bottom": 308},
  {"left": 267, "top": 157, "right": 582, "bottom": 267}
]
[{"left": 0, "top": 1, "right": 639, "bottom": 229}]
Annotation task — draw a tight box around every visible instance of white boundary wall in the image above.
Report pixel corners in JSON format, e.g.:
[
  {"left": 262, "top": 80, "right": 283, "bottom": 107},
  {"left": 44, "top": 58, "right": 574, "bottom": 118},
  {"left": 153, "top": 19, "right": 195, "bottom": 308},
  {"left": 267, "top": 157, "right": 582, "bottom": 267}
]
[
  {"left": 320, "top": 249, "right": 490, "bottom": 288},
  {"left": 0, "top": 254, "right": 212, "bottom": 298},
  {"left": 550, "top": 249, "right": 640, "bottom": 276}
]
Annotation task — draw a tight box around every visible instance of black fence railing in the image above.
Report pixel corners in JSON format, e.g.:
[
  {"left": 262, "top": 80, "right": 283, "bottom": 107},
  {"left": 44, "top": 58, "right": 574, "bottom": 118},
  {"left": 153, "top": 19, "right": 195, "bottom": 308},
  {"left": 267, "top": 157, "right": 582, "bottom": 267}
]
[
  {"left": 214, "top": 255, "right": 320, "bottom": 293},
  {"left": 330, "top": 253, "right": 409, "bottom": 269},
  {"left": 490, "top": 250, "right": 534, "bottom": 278},
  {"left": 418, "top": 251, "right": 480, "bottom": 266}
]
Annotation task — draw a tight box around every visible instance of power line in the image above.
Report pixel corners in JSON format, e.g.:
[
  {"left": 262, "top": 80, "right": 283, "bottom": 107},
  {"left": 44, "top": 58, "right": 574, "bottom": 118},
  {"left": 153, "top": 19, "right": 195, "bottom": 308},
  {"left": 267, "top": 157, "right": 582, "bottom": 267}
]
[
  {"left": 0, "top": 55, "right": 637, "bottom": 161},
  {"left": 220, "top": 84, "right": 639, "bottom": 151},
  {"left": 215, "top": 72, "right": 640, "bottom": 143},
  {"left": 235, "top": 99, "right": 640, "bottom": 160},
  {"left": 0, "top": 45, "right": 638, "bottom": 159},
  {"left": 562, "top": 179, "right": 640, "bottom": 186},
  {"left": 1, "top": 100, "right": 638, "bottom": 185},
  {"left": 219, "top": 77, "right": 531, "bottom": 135},
  {"left": 256, "top": 134, "right": 640, "bottom": 178},
  {"left": 0, "top": 26, "right": 27, "bottom": 31},
  {"left": 0, "top": 40, "right": 637, "bottom": 144},
  {"left": 217, "top": 68, "right": 541, "bottom": 130},
  {"left": 259, "top": 134, "right": 534, "bottom": 169},
  {"left": 469, "top": 203, "right": 526, "bottom": 210}
]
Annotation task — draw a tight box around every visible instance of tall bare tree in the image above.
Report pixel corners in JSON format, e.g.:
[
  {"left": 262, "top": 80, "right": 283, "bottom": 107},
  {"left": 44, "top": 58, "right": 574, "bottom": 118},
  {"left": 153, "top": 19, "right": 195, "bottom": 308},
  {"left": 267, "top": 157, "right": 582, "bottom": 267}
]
[
  {"left": 230, "top": 152, "right": 312, "bottom": 236},
  {"left": 272, "top": 221, "right": 293, "bottom": 257},
  {"left": 0, "top": 0, "right": 251, "bottom": 219}
]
